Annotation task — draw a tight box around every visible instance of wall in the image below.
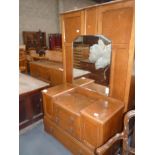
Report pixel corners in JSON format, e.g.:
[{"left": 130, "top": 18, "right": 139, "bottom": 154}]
[
  {"left": 19, "top": 0, "right": 97, "bottom": 46},
  {"left": 58, "top": 0, "right": 96, "bottom": 13},
  {"left": 19, "top": 0, "right": 59, "bottom": 45}
]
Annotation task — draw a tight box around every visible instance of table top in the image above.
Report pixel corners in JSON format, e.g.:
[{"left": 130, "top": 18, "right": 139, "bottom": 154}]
[{"left": 19, "top": 73, "right": 49, "bottom": 95}]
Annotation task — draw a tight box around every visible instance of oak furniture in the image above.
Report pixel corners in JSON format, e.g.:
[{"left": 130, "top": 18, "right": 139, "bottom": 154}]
[
  {"left": 61, "top": 0, "right": 135, "bottom": 112},
  {"left": 19, "top": 73, "right": 49, "bottom": 129},
  {"left": 96, "top": 110, "right": 135, "bottom": 155},
  {"left": 43, "top": 78, "right": 124, "bottom": 155},
  {"left": 29, "top": 60, "right": 63, "bottom": 86},
  {"left": 19, "top": 46, "right": 27, "bottom": 73}
]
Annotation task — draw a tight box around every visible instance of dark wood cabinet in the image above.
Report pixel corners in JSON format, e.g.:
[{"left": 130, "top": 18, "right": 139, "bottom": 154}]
[
  {"left": 19, "top": 91, "right": 43, "bottom": 129},
  {"left": 23, "top": 31, "right": 47, "bottom": 50}
]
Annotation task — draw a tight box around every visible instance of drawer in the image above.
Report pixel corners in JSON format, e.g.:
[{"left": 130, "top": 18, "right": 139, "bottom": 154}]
[
  {"left": 44, "top": 116, "right": 94, "bottom": 155},
  {"left": 53, "top": 104, "right": 81, "bottom": 140}
]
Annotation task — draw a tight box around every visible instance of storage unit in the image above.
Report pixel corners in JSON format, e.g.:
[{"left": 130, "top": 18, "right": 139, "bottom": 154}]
[
  {"left": 19, "top": 73, "right": 49, "bottom": 129},
  {"left": 23, "top": 31, "right": 47, "bottom": 50},
  {"left": 43, "top": 81, "right": 124, "bottom": 155},
  {"left": 29, "top": 60, "right": 63, "bottom": 86},
  {"left": 61, "top": 0, "right": 135, "bottom": 112}
]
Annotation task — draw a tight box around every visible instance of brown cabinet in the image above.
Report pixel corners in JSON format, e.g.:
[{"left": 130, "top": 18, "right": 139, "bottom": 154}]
[
  {"left": 43, "top": 82, "right": 124, "bottom": 154},
  {"left": 81, "top": 100, "right": 123, "bottom": 149},
  {"left": 61, "top": 0, "right": 135, "bottom": 112},
  {"left": 29, "top": 61, "right": 63, "bottom": 86},
  {"left": 19, "top": 91, "right": 43, "bottom": 129},
  {"left": 23, "top": 31, "right": 47, "bottom": 50}
]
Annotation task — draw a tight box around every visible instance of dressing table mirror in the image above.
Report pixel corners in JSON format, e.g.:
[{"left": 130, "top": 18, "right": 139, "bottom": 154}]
[{"left": 73, "top": 35, "right": 112, "bottom": 88}]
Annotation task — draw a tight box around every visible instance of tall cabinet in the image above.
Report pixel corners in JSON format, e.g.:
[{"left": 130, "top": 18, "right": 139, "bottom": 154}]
[{"left": 61, "top": 0, "right": 135, "bottom": 112}]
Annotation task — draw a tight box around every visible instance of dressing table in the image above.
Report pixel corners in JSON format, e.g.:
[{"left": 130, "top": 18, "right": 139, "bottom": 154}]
[
  {"left": 43, "top": 0, "right": 135, "bottom": 154},
  {"left": 43, "top": 78, "right": 124, "bottom": 155}
]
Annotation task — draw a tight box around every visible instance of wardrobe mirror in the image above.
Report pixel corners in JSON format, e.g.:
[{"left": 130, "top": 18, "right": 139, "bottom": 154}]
[{"left": 73, "top": 35, "right": 112, "bottom": 87}]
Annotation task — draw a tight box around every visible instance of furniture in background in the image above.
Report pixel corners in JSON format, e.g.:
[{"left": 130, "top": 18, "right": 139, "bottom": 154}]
[
  {"left": 48, "top": 33, "right": 62, "bottom": 50},
  {"left": 19, "top": 73, "right": 49, "bottom": 129},
  {"left": 19, "top": 45, "right": 27, "bottom": 73},
  {"left": 23, "top": 30, "right": 47, "bottom": 51},
  {"left": 43, "top": 78, "right": 124, "bottom": 155},
  {"left": 29, "top": 60, "right": 63, "bottom": 86}
]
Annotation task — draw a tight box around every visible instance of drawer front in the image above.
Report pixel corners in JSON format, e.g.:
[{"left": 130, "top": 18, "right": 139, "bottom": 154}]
[
  {"left": 44, "top": 116, "right": 94, "bottom": 155},
  {"left": 81, "top": 115, "right": 102, "bottom": 149},
  {"left": 31, "top": 92, "right": 43, "bottom": 116},
  {"left": 53, "top": 104, "right": 81, "bottom": 140}
]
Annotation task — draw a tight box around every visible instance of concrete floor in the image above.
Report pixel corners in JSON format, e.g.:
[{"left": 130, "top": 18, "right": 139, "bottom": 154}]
[{"left": 19, "top": 121, "right": 71, "bottom": 155}]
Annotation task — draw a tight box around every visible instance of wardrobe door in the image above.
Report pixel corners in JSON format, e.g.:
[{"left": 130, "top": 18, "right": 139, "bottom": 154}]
[
  {"left": 62, "top": 11, "right": 85, "bottom": 43},
  {"left": 98, "top": 0, "right": 134, "bottom": 111}
]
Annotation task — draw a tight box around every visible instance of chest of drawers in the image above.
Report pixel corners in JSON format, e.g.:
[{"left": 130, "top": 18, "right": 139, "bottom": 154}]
[{"left": 42, "top": 81, "right": 124, "bottom": 154}]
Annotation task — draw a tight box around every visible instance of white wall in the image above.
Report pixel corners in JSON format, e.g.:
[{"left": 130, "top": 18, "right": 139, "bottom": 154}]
[
  {"left": 19, "top": 0, "right": 59, "bottom": 45},
  {"left": 19, "top": 0, "right": 97, "bottom": 45}
]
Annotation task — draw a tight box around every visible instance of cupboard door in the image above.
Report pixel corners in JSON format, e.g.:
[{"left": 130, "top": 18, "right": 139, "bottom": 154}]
[
  {"left": 98, "top": 0, "right": 134, "bottom": 44},
  {"left": 62, "top": 11, "right": 85, "bottom": 43},
  {"left": 19, "top": 97, "right": 27, "bottom": 123},
  {"left": 97, "top": 0, "right": 134, "bottom": 111},
  {"left": 31, "top": 92, "right": 43, "bottom": 116},
  {"left": 85, "top": 7, "right": 97, "bottom": 35}
]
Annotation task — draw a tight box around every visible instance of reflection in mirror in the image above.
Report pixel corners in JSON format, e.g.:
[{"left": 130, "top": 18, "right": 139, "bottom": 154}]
[{"left": 73, "top": 35, "right": 111, "bottom": 87}]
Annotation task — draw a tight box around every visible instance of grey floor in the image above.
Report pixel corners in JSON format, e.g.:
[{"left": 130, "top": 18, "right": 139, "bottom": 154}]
[{"left": 19, "top": 121, "right": 71, "bottom": 155}]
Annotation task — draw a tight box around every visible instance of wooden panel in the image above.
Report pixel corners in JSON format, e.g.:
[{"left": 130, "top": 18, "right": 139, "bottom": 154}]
[
  {"left": 85, "top": 7, "right": 97, "bottom": 35},
  {"left": 39, "top": 66, "right": 51, "bottom": 82},
  {"left": 43, "top": 94, "right": 53, "bottom": 120},
  {"left": 81, "top": 99, "right": 124, "bottom": 150},
  {"left": 63, "top": 11, "right": 85, "bottom": 43},
  {"left": 44, "top": 116, "right": 94, "bottom": 155},
  {"left": 81, "top": 116, "right": 101, "bottom": 149},
  {"left": 19, "top": 96, "right": 27, "bottom": 123},
  {"left": 109, "top": 45, "right": 129, "bottom": 101},
  {"left": 64, "top": 45, "right": 73, "bottom": 83},
  {"left": 53, "top": 104, "right": 81, "bottom": 140},
  {"left": 98, "top": 0, "right": 134, "bottom": 44},
  {"left": 31, "top": 92, "right": 43, "bottom": 116},
  {"left": 50, "top": 68, "right": 63, "bottom": 86}
]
